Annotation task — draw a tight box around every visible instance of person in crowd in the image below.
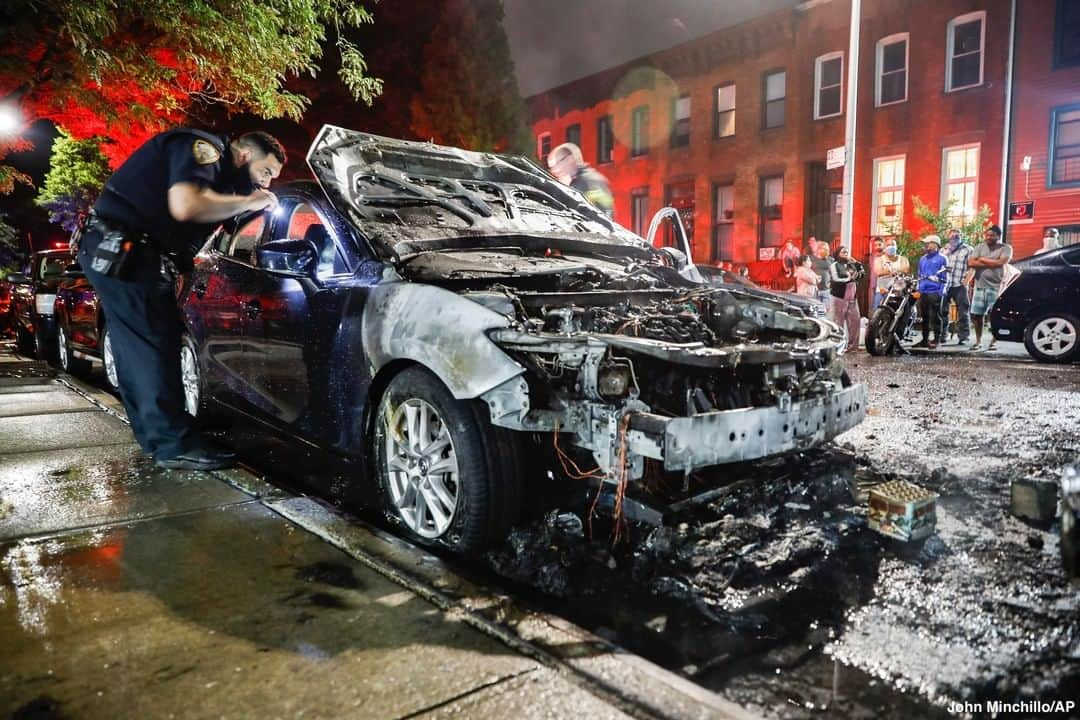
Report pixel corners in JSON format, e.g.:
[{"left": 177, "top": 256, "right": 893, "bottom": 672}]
[
  {"left": 867, "top": 236, "right": 884, "bottom": 308},
  {"left": 939, "top": 228, "right": 973, "bottom": 345},
  {"left": 872, "top": 239, "right": 910, "bottom": 310},
  {"left": 780, "top": 237, "right": 802, "bottom": 281},
  {"left": 829, "top": 246, "right": 863, "bottom": 352},
  {"left": 915, "top": 235, "right": 947, "bottom": 349},
  {"left": 1038, "top": 227, "right": 1062, "bottom": 254},
  {"left": 810, "top": 240, "right": 834, "bottom": 309},
  {"left": 794, "top": 254, "right": 819, "bottom": 297},
  {"left": 969, "top": 224, "right": 1013, "bottom": 351},
  {"left": 546, "top": 142, "right": 614, "bottom": 217}
]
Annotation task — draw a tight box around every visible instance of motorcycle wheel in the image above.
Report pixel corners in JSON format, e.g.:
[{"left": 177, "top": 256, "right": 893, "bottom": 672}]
[{"left": 865, "top": 307, "right": 896, "bottom": 356}]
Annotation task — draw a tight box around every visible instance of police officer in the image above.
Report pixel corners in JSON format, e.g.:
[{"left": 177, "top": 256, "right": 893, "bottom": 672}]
[
  {"left": 547, "top": 142, "right": 614, "bottom": 217},
  {"left": 79, "top": 129, "right": 285, "bottom": 470}
]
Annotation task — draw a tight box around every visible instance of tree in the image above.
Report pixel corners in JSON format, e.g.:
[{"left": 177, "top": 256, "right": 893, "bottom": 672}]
[
  {"left": 34, "top": 129, "right": 111, "bottom": 232},
  {"left": 409, "top": 0, "right": 532, "bottom": 154},
  {"left": 0, "top": 212, "right": 21, "bottom": 274},
  {"left": 891, "top": 197, "right": 994, "bottom": 271},
  {"left": 0, "top": 0, "right": 383, "bottom": 170}
]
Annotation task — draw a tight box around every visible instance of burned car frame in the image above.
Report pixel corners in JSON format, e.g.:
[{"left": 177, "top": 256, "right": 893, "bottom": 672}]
[{"left": 179, "top": 126, "right": 866, "bottom": 552}]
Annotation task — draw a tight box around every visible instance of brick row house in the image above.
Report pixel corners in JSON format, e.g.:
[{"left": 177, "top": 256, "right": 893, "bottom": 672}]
[{"left": 527, "top": 0, "right": 1078, "bottom": 283}]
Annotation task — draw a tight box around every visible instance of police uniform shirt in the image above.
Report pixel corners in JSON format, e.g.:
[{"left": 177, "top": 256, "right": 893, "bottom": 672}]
[{"left": 93, "top": 129, "right": 256, "bottom": 261}]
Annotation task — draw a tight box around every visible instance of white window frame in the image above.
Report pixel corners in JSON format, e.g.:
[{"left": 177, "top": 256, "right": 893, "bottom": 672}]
[
  {"left": 814, "top": 52, "right": 844, "bottom": 120},
  {"left": 871, "top": 155, "right": 906, "bottom": 236},
  {"left": 713, "top": 183, "right": 735, "bottom": 261},
  {"left": 715, "top": 83, "right": 735, "bottom": 138},
  {"left": 940, "top": 143, "right": 980, "bottom": 225},
  {"left": 875, "top": 33, "right": 909, "bottom": 106},
  {"left": 946, "top": 11, "right": 986, "bottom": 92},
  {"left": 537, "top": 132, "right": 551, "bottom": 162}
]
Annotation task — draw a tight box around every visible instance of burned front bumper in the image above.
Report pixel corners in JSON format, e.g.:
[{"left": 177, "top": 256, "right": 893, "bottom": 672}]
[{"left": 626, "top": 383, "right": 867, "bottom": 471}]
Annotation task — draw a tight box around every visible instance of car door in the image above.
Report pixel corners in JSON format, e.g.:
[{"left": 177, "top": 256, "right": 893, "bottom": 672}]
[
  {"left": 183, "top": 212, "right": 269, "bottom": 408},
  {"left": 239, "top": 197, "right": 352, "bottom": 430}
]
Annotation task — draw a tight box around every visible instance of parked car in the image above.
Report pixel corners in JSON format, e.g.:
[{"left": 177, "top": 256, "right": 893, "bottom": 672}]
[
  {"left": 178, "top": 126, "right": 867, "bottom": 552},
  {"left": 7, "top": 248, "right": 74, "bottom": 359},
  {"left": 990, "top": 244, "right": 1080, "bottom": 363},
  {"left": 0, "top": 278, "right": 13, "bottom": 338},
  {"left": 53, "top": 263, "right": 120, "bottom": 390}
]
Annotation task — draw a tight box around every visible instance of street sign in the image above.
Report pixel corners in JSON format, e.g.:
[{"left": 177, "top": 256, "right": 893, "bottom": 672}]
[
  {"left": 1008, "top": 200, "right": 1035, "bottom": 225},
  {"left": 826, "top": 146, "right": 846, "bottom": 170}
]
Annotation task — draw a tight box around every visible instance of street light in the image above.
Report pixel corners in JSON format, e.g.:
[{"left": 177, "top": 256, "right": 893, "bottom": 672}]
[{"left": 0, "top": 103, "right": 21, "bottom": 135}]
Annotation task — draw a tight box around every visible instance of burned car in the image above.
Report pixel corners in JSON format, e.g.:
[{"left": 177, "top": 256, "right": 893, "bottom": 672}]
[{"left": 179, "top": 126, "right": 867, "bottom": 552}]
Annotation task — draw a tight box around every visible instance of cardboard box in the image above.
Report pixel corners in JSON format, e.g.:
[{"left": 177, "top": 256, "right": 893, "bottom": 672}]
[{"left": 868, "top": 480, "right": 938, "bottom": 542}]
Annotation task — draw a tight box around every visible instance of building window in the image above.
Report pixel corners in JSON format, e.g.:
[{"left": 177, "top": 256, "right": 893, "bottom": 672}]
[
  {"left": 814, "top": 52, "right": 843, "bottom": 119},
  {"left": 714, "top": 83, "right": 735, "bottom": 138},
  {"left": 597, "top": 115, "right": 614, "bottom": 164},
  {"left": 671, "top": 95, "right": 691, "bottom": 148},
  {"left": 631, "top": 105, "right": 650, "bottom": 157},
  {"left": 872, "top": 156, "right": 906, "bottom": 236},
  {"left": 941, "top": 144, "right": 980, "bottom": 225},
  {"left": 565, "top": 123, "right": 581, "bottom": 147},
  {"left": 876, "top": 33, "right": 908, "bottom": 106},
  {"left": 759, "top": 176, "right": 783, "bottom": 247},
  {"left": 631, "top": 188, "right": 650, "bottom": 237},
  {"left": 1050, "top": 103, "right": 1080, "bottom": 187},
  {"left": 946, "top": 11, "right": 985, "bottom": 91},
  {"left": 713, "top": 184, "right": 735, "bottom": 261},
  {"left": 763, "top": 70, "right": 786, "bottom": 129},
  {"left": 537, "top": 132, "right": 551, "bottom": 163},
  {"left": 1055, "top": 0, "right": 1080, "bottom": 68}
]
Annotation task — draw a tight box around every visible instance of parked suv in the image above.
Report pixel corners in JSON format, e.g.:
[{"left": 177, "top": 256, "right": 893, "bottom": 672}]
[
  {"left": 53, "top": 263, "right": 119, "bottom": 389},
  {"left": 7, "top": 248, "right": 74, "bottom": 359}
]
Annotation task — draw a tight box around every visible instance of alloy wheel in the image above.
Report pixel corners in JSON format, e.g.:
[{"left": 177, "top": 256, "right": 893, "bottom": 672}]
[
  {"left": 57, "top": 325, "right": 69, "bottom": 371},
  {"left": 103, "top": 330, "right": 118, "bottom": 389},
  {"left": 180, "top": 343, "right": 200, "bottom": 416},
  {"left": 1032, "top": 317, "right": 1078, "bottom": 358},
  {"left": 383, "top": 398, "right": 459, "bottom": 538}
]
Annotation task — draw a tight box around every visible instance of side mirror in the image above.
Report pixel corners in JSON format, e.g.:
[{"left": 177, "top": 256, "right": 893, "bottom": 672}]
[
  {"left": 256, "top": 239, "right": 317, "bottom": 277},
  {"left": 5, "top": 273, "right": 30, "bottom": 285}
]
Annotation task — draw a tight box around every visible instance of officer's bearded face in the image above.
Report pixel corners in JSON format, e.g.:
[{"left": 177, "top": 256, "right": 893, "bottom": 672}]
[{"left": 244, "top": 152, "right": 283, "bottom": 190}]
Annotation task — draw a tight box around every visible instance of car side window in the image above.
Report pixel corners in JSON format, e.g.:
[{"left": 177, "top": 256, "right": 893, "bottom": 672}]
[
  {"left": 227, "top": 214, "right": 266, "bottom": 265},
  {"left": 285, "top": 202, "right": 346, "bottom": 276},
  {"left": 1062, "top": 246, "right": 1080, "bottom": 267}
]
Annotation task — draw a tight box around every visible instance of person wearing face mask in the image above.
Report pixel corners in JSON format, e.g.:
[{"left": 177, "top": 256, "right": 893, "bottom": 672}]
[
  {"left": 79, "top": 129, "right": 285, "bottom": 470},
  {"left": 915, "top": 234, "right": 947, "bottom": 349},
  {"left": 872, "top": 240, "right": 910, "bottom": 310},
  {"left": 939, "top": 228, "right": 973, "bottom": 345}
]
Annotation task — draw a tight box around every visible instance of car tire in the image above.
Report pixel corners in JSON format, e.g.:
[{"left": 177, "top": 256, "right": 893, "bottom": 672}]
[
  {"left": 180, "top": 333, "right": 211, "bottom": 418},
  {"left": 56, "top": 321, "right": 92, "bottom": 377},
  {"left": 15, "top": 324, "right": 34, "bottom": 356},
  {"left": 1023, "top": 313, "right": 1079, "bottom": 363},
  {"left": 101, "top": 325, "right": 120, "bottom": 392},
  {"left": 373, "top": 366, "right": 522, "bottom": 553},
  {"left": 865, "top": 307, "right": 895, "bottom": 356},
  {"left": 34, "top": 322, "right": 57, "bottom": 364}
]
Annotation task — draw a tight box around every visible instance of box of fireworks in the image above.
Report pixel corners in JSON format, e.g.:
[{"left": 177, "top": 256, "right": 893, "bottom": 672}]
[{"left": 868, "top": 480, "right": 938, "bottom": 542}]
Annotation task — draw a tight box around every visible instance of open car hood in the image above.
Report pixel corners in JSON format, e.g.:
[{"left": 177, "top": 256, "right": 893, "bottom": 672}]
[{"left": 305, "top": 125, "right": 646, "bottom": 260}]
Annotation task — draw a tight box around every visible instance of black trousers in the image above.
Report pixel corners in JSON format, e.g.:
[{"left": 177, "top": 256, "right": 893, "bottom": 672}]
[
  {"left": 919, "top": 291, "right": 942, "bottom": 343},
  {"left": 78, "top": 228, "right": 195, "bottom": 460}
]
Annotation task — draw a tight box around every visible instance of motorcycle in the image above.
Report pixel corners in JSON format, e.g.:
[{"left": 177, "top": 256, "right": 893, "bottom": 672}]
[{"left": 866, "top": 274, "right": 919, "bottom": 355}]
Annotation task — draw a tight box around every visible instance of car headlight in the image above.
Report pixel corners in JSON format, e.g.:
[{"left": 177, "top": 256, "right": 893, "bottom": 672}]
[{"left": 35, "top": 293, "right": 56, "bottom": 316}]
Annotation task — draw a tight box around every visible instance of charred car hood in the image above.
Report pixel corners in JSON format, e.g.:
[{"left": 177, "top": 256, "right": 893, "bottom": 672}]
[{"left": 306, "top": 125, "right": 646, "bottom": 260}]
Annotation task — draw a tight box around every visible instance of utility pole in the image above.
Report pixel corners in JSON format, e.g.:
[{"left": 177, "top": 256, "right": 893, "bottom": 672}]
[{"left": 840, "top": 0, "right": 861, "bottom": 251}]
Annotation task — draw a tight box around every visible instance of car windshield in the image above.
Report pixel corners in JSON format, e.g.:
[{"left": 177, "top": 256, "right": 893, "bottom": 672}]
[{"left": 37, "top": 254, "right": 73, "bottom": 281}]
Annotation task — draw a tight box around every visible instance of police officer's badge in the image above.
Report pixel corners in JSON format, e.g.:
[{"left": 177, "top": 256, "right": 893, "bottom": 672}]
[{"left": 192, "top": 139, "right": 221, "bottom": 165}]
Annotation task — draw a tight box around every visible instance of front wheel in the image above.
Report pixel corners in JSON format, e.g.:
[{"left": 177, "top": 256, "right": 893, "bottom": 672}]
[
  {"left": 865, "top": 307, "right": 896, "bottom": 356},
  {"left": 180, "top": 334, "right": 210, "bottom": 418},
  {"left": 1023, "top": 313, "right": 1079, "bottom": 363},
  {"left": 373, "top": 366, "right": 521, "bottom": 553},
  {"left": 101, "top": 326, "right": 120, "bottom": 391},
  {"left": 15, "top": 323, "right": 34, "bottom": 356},
  {"left": 57, "top": 321, "right": 92, "bottom": 377}
]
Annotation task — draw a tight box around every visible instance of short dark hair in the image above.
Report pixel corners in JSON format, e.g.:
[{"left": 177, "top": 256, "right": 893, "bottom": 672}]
[
  {"left": 987, "top": 224, "right": 1003, "bottom": 238},
  {"left": 236, "top": 131, "right": 286, "bottom": 165}
]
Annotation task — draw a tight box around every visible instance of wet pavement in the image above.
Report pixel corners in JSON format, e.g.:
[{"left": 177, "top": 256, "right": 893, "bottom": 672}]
[
  {"left": 0, "top": 347, "right": 749, "bottom": 720},
  {"left": 3, "top": 340, "right": 1077, "bottom": 719}
]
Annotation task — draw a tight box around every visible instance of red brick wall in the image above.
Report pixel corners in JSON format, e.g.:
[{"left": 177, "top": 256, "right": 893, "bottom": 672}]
[
  {"left": 1006, "top": 0, "right": 1080, "bottom": 257},
  {"left": 528, "top": 0, "right": 1013, "bottom": 275}
]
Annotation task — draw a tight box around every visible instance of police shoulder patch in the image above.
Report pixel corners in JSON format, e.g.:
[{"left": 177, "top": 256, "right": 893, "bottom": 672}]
[{"left": 192, "top": 139, "right": 221, "bottom": 165}]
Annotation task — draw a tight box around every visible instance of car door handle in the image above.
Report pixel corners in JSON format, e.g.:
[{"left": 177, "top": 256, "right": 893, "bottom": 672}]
[{"left": 243, "top": 299, "right": 261, "bottom": 318}]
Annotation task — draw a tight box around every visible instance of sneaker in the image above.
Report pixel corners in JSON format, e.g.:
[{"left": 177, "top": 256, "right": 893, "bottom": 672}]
[{"left": 155, "top": 446, "right": 237, "bottom": 471}]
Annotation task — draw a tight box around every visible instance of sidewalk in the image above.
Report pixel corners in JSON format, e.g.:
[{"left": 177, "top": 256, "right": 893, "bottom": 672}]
[{"left": 0, "top": 345, "right": 754, "bottom": 720}]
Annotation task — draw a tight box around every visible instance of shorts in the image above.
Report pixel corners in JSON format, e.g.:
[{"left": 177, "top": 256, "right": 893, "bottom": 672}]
[{"left": 971, "top": 286, "right": 999, "bottom": 315}]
